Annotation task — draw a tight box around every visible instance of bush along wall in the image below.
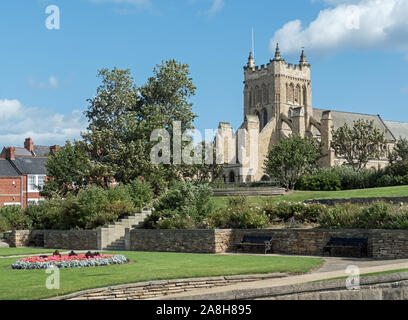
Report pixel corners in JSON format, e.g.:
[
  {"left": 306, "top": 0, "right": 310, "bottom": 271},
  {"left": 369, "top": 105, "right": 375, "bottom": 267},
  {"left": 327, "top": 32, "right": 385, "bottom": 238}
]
[
  {"left": 298, "top": 163, "right": 408, "bottom": 191},
  {"left": 0, "top": 178, "right": 154, "bottom": 232}
]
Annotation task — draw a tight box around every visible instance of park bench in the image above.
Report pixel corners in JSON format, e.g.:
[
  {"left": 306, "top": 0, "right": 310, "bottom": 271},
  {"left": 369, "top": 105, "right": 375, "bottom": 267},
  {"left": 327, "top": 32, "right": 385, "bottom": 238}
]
[
  {"left": 236, "top": 235, "right": 272, "bottom": 254},
  {"left": 323, "top": 237, "right": 368, "bottom": 258}
]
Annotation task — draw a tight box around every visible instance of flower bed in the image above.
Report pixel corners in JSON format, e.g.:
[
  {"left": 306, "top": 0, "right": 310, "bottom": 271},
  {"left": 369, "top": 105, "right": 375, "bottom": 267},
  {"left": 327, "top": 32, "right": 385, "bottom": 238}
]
[{"left": 11, "top": 253, "right": 129, "bottom": 270}]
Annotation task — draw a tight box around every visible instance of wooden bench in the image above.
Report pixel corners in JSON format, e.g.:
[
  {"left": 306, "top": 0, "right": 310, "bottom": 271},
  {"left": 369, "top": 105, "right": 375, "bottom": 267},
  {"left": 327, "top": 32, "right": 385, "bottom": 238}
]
[
  {"left": 323, "top": 237, "right": 368, "bottom": 258},
  {"left": 236, "top": 235, "right": 272, "bottom": 254}
]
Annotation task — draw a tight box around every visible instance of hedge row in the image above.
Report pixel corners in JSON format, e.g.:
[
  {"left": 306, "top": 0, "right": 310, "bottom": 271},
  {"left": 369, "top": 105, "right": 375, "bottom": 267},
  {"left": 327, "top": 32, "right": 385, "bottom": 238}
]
[{"left": 298, "top": 162, "right": 408, "bottom": 191}]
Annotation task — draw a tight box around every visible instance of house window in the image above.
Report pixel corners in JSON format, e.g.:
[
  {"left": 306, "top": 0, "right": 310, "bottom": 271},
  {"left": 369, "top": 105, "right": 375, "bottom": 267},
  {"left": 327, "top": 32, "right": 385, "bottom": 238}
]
[
  {"left": 27, "top": 199, "right": 45, "bottom": 206},
  {"left": 27, "top": 175, "right": 46, "bottom": 192}
]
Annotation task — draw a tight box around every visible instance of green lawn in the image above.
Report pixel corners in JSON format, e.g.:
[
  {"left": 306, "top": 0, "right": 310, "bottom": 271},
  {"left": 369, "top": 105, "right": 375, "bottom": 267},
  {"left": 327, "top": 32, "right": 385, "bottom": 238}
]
[
  {"left": 213, "top": 185, "right": 408, "bottom": 210},
  {"left": 0, "top": 248, "right": 60, "bottom": 257},
  {"left": 0, "top": 250, "right": 323, "bottom": 300}
]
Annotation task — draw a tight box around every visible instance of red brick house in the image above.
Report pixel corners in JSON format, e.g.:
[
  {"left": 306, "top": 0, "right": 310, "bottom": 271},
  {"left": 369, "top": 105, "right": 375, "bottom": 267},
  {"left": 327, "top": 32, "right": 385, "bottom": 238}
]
[{"left": 0, "top": 138, "right": 59, "bottom": 208}]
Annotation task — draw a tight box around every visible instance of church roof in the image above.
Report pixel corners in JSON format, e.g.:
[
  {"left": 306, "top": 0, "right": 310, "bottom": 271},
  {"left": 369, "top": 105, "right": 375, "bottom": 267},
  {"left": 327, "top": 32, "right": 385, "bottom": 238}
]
[
  {"left": 383, "top": 120, "right": 408, "bottom": 140},
  {"left": 313, "top": 108, "right": 395, "bottom": 141}
]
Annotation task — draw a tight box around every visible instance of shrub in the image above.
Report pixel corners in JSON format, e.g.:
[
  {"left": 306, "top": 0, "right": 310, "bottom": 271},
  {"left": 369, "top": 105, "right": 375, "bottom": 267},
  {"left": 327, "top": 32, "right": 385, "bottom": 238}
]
[
  {"left": 0, "top": 215, "right": 10, "bottom": 232},
  {"left": 263, "top": 200, "right": 325, "bottom": 223},
  {"left": 206, "top": 197, "right": 269, "bottom": 229},
  {"left": 386, "top": 160, "right": 408, "bottom": 177},
  {"left": 299, "top": 170, "right": 341, "bottom": 191},
  {"left": 0, "top": 205, "right": 31, "bottom": 230},
  {"left": 25, "top": 200, "right": 62, "bottom": 230},
  {"left": 124, "top": 179, "right": 154, "bottom": 210},
  {"left": 317, "top": 203, "right": 361, "bottom": 229},
  {"left": 57, "top": 186, "right": 135, "bottom": 230},
  {"left": 144, "top": 181, "right": 215, "bottom": 229},
  {"left": 317, "top": 202, "right": 408, "bottom": 229}
]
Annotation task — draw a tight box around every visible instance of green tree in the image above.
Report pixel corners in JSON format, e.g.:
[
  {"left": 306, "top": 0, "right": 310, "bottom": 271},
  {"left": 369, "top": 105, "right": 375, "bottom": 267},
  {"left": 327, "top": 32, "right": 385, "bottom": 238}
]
[
  {"left": 263, "top": 135, "right": 320, "bottom": 190},
  {"left": 388, "top": 137, "right": 408, "bottom": 164},
  {"left": 81, "top": 60, "right": 198, "bottom": 193},
  {"left": 331, "top": 119, "right": 386, "bottom": 171}
]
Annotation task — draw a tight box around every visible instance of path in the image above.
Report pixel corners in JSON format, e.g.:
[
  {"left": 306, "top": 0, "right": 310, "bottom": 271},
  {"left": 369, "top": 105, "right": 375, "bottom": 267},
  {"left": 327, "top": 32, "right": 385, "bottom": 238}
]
[{"left": 155, "top": 254, "right": 408, "bottom": 300}]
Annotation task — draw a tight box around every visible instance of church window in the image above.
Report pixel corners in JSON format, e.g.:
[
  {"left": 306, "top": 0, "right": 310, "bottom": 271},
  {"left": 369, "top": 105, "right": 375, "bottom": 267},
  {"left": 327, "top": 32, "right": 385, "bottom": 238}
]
[
  {"left": 262, "top": 84, "right": 269, "bottom": 105},
  {"left": 287, "top": 83, "right": 294, "bottom": 103},
  {"left": 255, "top": 86, "right": 261, "bottom": 105},
  {"left": 295, "top": 85, "right": 301, "bottom": 104}
]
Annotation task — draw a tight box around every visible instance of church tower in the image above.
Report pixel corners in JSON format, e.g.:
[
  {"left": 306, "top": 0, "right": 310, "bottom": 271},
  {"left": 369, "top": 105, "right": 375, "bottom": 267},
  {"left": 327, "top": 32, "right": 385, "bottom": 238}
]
[{"left": 243, "top": 44, "right": 312, "bottom": 139}]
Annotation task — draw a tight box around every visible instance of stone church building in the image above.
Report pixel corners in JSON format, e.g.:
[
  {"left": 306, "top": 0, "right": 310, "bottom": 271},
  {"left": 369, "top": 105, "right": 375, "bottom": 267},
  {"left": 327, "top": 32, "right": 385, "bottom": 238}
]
[{"left": 217, "top": 44, "right": 408, "bottom": 183}]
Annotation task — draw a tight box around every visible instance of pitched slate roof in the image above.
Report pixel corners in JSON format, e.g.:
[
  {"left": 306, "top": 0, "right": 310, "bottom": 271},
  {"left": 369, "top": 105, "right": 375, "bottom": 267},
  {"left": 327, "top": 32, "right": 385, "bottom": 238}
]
[
  {"left": 14, "top": 147, "right": 33, "bottom": 157},
  {"left": 383, "top": 120, "right": 408, "bottom": 140},
  {"left": 0, "top": 159, "right": 20, "bottom": 177},
  {"left": 11, "top": 157, "right": 48, "bottom": 175},
  {"left": 33, "top": 145, "right": 50, "bottom": 157},
  {"left": 313, "top": 108, "right": 395, "bottom": 141}
]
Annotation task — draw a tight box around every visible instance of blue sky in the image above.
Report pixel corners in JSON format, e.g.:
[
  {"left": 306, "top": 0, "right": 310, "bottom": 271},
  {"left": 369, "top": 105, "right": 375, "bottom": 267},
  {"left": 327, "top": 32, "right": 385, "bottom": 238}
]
[{"left": 0, "top": 0, "right": 407, "bottom": 149}]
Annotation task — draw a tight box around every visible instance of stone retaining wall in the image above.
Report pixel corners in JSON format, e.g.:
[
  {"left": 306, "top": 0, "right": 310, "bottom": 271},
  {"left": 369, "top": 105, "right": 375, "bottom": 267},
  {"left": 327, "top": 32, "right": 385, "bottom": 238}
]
[
  {"left": 47, "top": 273, "right": 287, "bottom": 300},
  {"left": 130, "top": 228, "right": 408, "bottom": 259},
  {"left": 5, "top": 230, "right": 98, "bottom": 250},
  {"left": 304, "top": 196, "right": 408, "bottom": 206},
  {"left": 166, "top": 272, "right": 408, "bottom": 300}
]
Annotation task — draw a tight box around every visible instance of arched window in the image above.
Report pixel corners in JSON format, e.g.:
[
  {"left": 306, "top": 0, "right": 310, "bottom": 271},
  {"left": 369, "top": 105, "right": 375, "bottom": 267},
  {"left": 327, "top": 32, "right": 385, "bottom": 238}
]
[
  {"left": 295, "top": 85, "right": 301, "bottom": 104},
  {"left": 255, "top": 86, "right": 261, "bottom": 105},
  {"left": 262, "top": 84, "right": 269, "bottom": 105},
  {"left": 288, "top": 109, "right": 292, "bottom": 118},
  {"left": 287, "top": 83, "right": 294, "bottom": 103},
  {"left": 303, "top": 86, "right": 307, "bottom": 106}
]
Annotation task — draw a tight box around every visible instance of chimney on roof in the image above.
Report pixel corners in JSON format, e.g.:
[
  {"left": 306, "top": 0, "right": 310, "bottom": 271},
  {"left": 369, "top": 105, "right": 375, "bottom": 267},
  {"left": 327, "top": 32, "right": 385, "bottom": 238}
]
[
  {"left": 5, "top": 147, "right": 15, "bottom": 160},
  {"left": 49, "top": 145, "right": 60, "bottom": 156},
  {"left": 24, "top": 137, "right": 34, "bottom": 153}
]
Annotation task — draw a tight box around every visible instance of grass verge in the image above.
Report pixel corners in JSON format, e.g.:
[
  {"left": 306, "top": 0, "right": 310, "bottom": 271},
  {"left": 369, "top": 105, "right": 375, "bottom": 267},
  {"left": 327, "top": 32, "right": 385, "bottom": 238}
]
[
  {"left": 0, "top": 251, "right": 323, "bottom": 300},
  {"left": 0, "top": 248, "right": 59, "bottom": 257},
  {"left": 213, "top": 185, "right": 408, "bottom": 210}
]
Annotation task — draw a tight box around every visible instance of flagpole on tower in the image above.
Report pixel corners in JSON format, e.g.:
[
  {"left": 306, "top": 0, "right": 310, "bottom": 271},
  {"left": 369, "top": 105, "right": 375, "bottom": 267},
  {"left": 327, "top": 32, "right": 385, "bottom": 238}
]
[{"left": 251, "top": 27, "right": 255, "bottom": 59}]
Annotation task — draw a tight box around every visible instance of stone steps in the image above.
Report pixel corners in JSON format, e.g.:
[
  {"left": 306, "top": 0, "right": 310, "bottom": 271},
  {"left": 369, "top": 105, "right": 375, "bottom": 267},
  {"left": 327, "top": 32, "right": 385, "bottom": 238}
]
[{"left": 101, "top": 208, "right": 151, "bottom": 251}]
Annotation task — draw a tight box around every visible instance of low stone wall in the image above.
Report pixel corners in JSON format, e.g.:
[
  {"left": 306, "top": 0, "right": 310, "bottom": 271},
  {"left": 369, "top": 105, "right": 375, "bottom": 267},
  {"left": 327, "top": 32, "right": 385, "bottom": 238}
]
[
  {"left": 304, "top": 196, "right": 408, "bottom": 206},
  {"left": 167, "top": 272, "right": 408, "bottom": 300},
  {"left": 130, "top": 228, "right": 408, "bottom": 259},
  {"left": 43, "top": 230, "right": 98, "bottom": 250},
  {"left": 47, "top": 273, "right": 287, "bottom": 300},
  {"left": 5, "top": 230, "right": 98, "bottom": 250},
  {"left": 4, "top": 230, "right": 44, "bottom": 247}
]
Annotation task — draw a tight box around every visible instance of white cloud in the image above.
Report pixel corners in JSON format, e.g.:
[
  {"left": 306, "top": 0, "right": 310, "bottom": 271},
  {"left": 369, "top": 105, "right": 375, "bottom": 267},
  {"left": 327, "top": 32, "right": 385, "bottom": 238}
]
[
  {"left": 204, "top": 0, "right": 225, "bottom": 16},
  {"left": 28, "top": 76, "right": 59, "bottom": 89},
  {"left": 270, "top": 0, "right": 408, "bottom": 57},
  {"left": 0, "top": 99, "right": 87, "bottom": 148}
]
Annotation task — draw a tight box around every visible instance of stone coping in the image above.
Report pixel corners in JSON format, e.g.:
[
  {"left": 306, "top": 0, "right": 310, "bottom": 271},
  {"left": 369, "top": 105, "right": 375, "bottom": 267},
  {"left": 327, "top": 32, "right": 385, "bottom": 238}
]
[
  {"left": 161, "top": 271, "right": 408, "bottom": 300},
  {"left": 45, "top": 273, "right": 288, "bottom": 300}
]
